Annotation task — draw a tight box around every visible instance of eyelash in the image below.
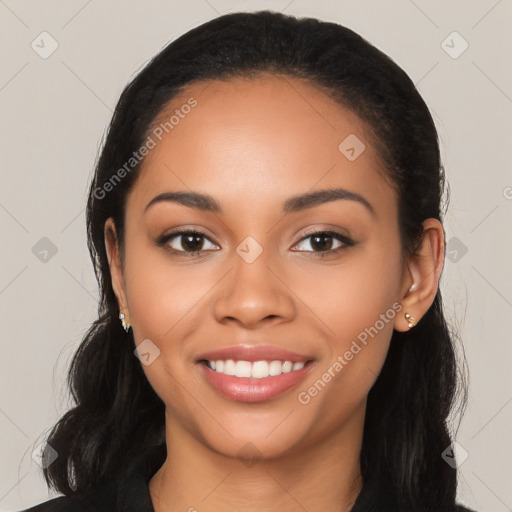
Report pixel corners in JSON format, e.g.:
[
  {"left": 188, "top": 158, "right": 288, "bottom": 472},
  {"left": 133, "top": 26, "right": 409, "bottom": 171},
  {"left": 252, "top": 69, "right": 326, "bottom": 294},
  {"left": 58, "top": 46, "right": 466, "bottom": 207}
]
[{"left": 156, "top": 228, "right": 355, "bottom": 258}]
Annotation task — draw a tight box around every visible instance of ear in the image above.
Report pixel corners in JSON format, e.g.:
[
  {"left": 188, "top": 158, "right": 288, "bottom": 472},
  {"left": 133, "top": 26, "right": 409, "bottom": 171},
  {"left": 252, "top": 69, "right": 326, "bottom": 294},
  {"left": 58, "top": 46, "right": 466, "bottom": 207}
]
[
  {"left": 104, "top": 217, "right": 129, "bottom": 319},
  {"left": 393, "top": 218, "right": 445, "bottom": 332}
]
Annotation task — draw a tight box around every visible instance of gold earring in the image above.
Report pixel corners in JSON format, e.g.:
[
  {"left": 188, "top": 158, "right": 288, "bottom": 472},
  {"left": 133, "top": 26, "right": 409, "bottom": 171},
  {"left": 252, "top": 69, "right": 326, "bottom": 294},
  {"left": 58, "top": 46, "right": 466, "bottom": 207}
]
[
  {"left": 405, "top": 313, "right": 415, "bottom": 329},
  {"left": 119, "top": 310, "right": 131, "bottom": 333}
]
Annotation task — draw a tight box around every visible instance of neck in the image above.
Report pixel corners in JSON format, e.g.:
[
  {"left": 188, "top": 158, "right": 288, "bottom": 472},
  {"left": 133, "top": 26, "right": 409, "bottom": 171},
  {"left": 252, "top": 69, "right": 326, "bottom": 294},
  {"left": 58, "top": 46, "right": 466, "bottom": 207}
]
[{"left": 149, "top": 408, "right": 365, "bottom": 512}]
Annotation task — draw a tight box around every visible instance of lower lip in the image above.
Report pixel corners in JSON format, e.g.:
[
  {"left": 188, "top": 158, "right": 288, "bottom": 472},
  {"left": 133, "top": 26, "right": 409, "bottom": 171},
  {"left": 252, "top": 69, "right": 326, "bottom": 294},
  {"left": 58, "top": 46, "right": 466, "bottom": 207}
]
[{"left": 198, "top": 362, "right": 314, "bottom": 402}]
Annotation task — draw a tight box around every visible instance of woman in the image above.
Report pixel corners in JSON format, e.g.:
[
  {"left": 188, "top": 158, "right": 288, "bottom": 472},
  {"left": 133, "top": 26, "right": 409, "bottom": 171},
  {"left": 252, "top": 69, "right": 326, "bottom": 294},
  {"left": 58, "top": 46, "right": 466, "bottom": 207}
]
[{"left": 22, "top": 10, "right": 475, "bottom": 512}]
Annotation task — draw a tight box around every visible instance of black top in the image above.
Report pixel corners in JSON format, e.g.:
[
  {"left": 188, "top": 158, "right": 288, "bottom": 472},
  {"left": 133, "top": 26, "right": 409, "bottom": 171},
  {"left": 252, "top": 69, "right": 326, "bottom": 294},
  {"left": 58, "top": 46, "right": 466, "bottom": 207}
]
[{"left": 19, "top": 443, "right": 476, "bottom": 512}]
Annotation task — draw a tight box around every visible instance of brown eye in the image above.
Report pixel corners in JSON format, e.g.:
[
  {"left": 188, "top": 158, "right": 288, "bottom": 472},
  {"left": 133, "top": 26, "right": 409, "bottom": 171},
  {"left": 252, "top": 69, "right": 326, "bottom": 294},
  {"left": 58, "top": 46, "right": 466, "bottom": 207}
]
[
  {"left": 292, "top": 230, "right": 354, "bottom": 257},
  {"left": 157, "top": 230, "right": 219, "bottom": 256}
]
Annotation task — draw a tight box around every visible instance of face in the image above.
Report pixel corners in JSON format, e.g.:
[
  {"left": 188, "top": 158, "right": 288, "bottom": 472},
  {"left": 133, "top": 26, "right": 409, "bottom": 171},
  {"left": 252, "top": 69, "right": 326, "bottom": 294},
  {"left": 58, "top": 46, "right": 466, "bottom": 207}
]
[{"left": 105, "top": 74, "right": 416, "bottom": 461}]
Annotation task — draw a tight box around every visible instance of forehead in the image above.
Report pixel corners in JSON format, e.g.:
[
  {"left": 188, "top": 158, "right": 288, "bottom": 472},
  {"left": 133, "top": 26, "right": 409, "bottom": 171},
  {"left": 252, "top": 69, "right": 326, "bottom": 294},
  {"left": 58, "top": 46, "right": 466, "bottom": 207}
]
[{"left": 128, "top": 74, "right": 396, "bottom": 218}]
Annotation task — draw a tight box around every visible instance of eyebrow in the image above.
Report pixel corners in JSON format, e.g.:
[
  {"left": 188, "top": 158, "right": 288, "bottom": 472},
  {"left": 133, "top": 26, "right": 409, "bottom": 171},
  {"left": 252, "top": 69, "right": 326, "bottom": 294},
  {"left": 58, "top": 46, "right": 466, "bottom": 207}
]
[{"left": 144, "top": 188, "right": 375, "bottom": 216}]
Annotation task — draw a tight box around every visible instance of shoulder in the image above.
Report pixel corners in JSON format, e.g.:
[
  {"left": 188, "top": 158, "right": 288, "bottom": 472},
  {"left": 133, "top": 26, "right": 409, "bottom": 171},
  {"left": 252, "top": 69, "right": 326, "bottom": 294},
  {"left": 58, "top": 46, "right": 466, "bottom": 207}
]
[
  {"left": 16, "top": 482, "right": 117, "bottom": 512},
  {"left": 17, "top": 495, "right": 81, "bottom": 512},
  {"left": 17, "top": 442, "right": 166, "bottom": 512}
]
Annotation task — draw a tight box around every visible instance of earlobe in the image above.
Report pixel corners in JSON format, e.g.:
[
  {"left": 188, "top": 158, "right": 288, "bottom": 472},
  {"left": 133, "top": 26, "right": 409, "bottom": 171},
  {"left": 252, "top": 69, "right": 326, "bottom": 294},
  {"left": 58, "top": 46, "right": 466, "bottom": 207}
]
[
  {"left": 404, "top": 313, "right": 416, "bottom": 329},
  {"left": 393, "top": 218, "right": 445, "bottom": 333}
]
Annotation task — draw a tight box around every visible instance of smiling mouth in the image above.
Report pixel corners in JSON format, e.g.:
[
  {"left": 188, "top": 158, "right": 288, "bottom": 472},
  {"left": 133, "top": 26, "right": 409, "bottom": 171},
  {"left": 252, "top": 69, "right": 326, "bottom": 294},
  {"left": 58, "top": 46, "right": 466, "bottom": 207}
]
[{"left": 198, "top": 359, "right": 315, "bottom": 379}]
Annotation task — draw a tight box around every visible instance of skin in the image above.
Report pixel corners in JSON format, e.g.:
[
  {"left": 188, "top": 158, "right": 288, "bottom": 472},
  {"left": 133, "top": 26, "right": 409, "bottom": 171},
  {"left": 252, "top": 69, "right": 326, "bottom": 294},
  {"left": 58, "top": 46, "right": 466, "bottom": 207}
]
[{"left": 104, "top": 74, "right": 445, "bottom": 512}]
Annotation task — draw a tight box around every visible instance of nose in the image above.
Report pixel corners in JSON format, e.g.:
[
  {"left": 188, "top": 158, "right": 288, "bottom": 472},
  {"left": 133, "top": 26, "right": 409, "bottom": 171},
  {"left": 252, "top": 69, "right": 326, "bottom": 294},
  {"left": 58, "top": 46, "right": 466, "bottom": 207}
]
[{"left": 213, "top": 251, "right": 296, "bottom": 329}]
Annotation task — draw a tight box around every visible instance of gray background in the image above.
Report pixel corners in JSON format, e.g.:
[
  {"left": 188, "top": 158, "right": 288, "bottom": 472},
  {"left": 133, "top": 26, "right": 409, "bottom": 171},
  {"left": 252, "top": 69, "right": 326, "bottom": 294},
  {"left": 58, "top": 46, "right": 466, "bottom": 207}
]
[{"left": 1, "top": 1, "right": 511, "bottom": 511}]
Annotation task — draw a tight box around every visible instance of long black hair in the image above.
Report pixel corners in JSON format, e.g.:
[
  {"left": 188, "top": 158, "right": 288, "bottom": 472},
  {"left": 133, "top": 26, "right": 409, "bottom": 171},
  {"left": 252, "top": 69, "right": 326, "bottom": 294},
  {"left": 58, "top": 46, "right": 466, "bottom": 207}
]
[{"left": 41, "top": 10, "right": 467, "bottom": 511}]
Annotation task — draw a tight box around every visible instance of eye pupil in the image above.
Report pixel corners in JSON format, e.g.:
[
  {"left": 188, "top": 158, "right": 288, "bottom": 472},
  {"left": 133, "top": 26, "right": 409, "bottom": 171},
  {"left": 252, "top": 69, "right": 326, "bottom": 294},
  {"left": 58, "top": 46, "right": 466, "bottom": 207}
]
[
  {"left": 182, "top": 234, "right": 203, "bottom": 252},
  {"left": 311, "top": 234, "right": 333, "bottom": 252}
]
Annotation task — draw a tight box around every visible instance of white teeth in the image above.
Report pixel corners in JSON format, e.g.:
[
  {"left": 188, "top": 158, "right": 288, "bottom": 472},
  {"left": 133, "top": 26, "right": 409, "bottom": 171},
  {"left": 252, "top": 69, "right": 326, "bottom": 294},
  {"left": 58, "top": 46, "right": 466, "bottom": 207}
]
[
  {"left": 282, "top": 361, "right": 293, "bottom": 373},
  {"left": 224, "top": 359, "right": 236, "bottom": 376},
  {"left": 234, "top": 361, "right": 252, "bottom": 378},
  {"left": 269, "top": 360, "right": 282, "bottom": 376},
  {"left": 206, "top": 359, "right": 309, "bottom": 378},
  {"left": 251, "top": 361, "right": 269, "bottom": 378}
]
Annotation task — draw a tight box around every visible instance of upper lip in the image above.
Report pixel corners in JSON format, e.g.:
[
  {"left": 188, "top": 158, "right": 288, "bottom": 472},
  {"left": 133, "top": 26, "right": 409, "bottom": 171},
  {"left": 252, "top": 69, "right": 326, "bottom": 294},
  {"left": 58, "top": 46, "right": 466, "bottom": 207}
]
[{"left": 195, "top": 344, "right": 314, "bottom": 363}]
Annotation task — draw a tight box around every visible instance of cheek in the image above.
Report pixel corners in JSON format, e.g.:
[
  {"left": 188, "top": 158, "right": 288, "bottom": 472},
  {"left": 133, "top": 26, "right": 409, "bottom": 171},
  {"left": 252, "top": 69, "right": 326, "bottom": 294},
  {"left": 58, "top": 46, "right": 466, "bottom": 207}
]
[
  {"left": 298, "top": 238, "right": 402, "bottom": 349},
  {"left": 298, "top": 236, "right": 402, "bottom": 407},
  {"left": 122, "top": 245, "right": 207, "bottom": 422},
  {"left": 123, "top": 238, "right": 203, "bottom": 341}
]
